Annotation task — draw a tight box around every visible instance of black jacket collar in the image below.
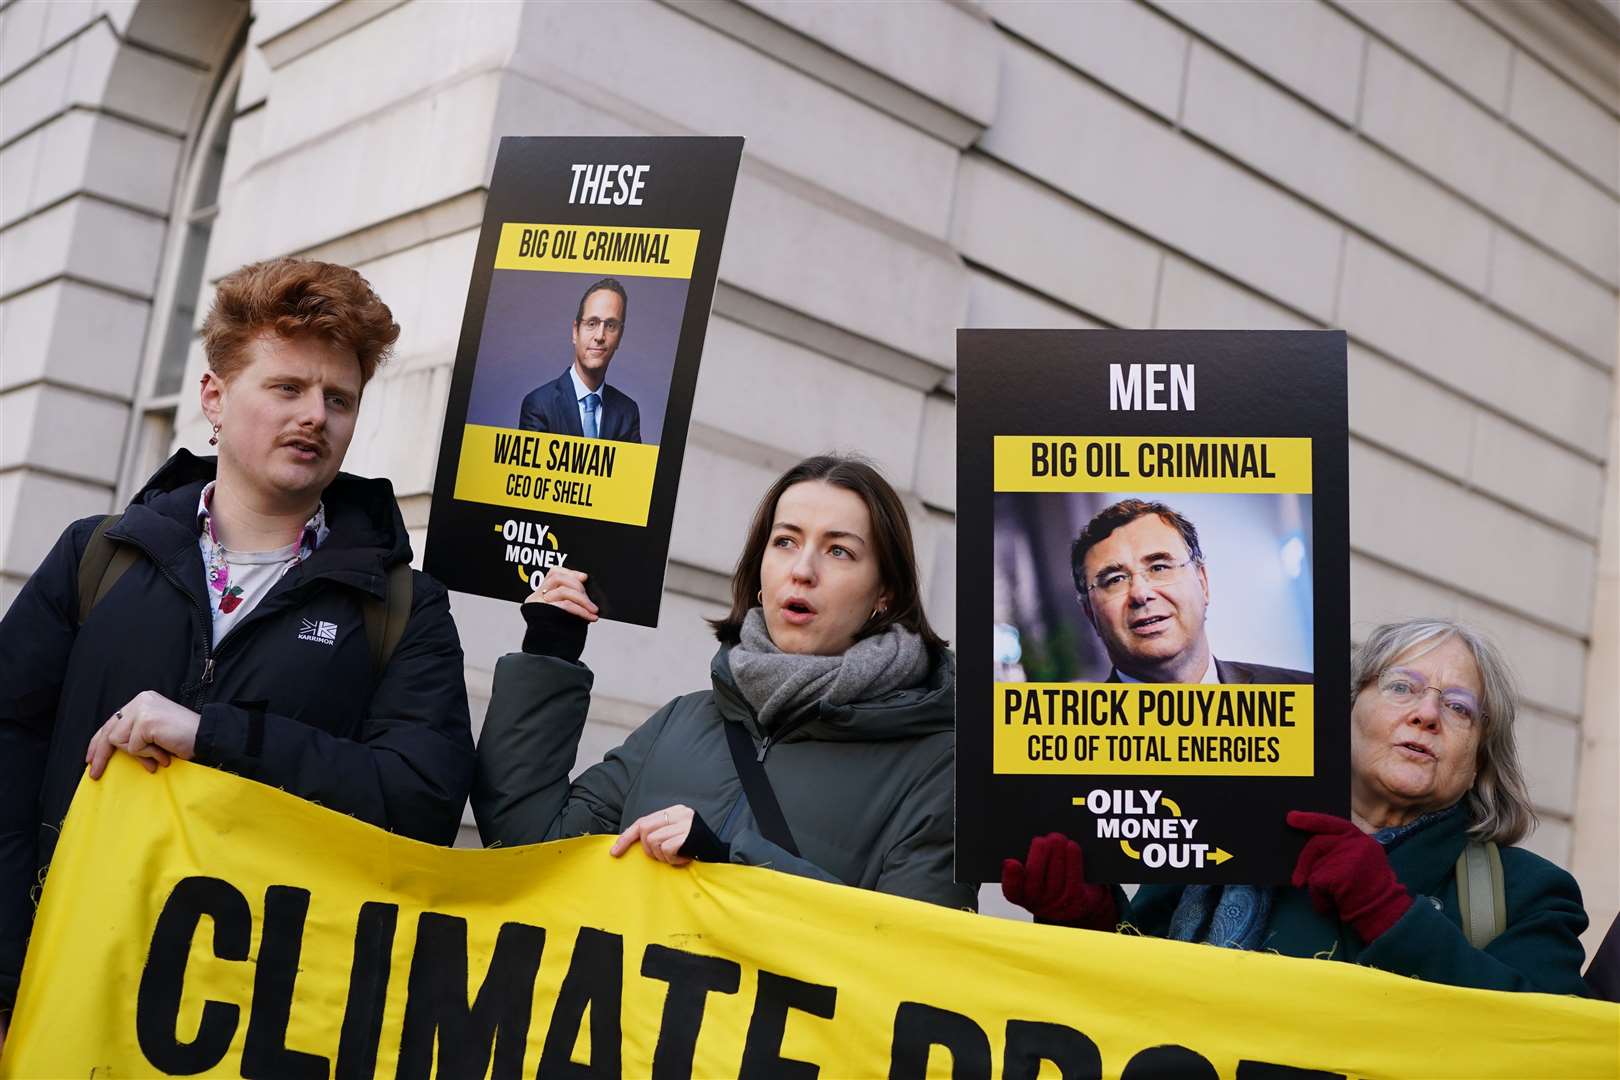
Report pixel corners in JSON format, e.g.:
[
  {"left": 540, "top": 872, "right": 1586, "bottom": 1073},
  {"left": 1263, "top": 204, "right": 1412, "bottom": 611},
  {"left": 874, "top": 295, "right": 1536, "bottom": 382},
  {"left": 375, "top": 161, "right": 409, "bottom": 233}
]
[{"left": 107, "top": 450, "right": 411, "bottom": 600}]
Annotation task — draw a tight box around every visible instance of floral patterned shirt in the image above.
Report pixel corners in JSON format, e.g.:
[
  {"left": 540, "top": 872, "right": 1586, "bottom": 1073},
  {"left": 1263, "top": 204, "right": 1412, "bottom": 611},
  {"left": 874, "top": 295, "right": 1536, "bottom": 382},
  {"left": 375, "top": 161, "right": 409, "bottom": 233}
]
[{"left": 196, "top": 482, "right": 328, "bottom": 642}]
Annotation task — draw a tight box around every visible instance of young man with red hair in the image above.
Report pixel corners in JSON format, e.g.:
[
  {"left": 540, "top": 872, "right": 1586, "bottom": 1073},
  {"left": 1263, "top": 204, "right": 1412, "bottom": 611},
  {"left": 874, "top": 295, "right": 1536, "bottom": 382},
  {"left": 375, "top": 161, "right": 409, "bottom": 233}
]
[{"left": 0, "top": 258, "right": 474, "bottom": 1036}]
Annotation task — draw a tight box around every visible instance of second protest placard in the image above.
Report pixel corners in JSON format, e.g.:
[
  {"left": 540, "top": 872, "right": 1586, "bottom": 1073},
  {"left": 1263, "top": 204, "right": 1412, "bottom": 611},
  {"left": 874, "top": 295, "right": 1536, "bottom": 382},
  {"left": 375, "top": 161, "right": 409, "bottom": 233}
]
[{"left": 957, "top": 331, "right": 1349, "bottom": 885}]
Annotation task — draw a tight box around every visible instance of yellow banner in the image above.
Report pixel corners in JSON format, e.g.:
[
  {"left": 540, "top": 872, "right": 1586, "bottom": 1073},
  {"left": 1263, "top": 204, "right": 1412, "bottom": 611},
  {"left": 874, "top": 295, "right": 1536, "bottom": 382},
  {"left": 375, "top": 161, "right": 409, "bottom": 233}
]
[
  {"left": 493, "top": 222, "right": 700, "bottom": 279},
  {"left": 994, "top": 683, "right": 1315, "bottom": 776},
  {"left": 995, "top": 436, "right": 1313, "bottom": 493},
  {"left": 453, "top": 424, "right": 659, "bottom": 526},
  {"left": 4, "top": 758, "right": 1615, "bottom": 1079}
]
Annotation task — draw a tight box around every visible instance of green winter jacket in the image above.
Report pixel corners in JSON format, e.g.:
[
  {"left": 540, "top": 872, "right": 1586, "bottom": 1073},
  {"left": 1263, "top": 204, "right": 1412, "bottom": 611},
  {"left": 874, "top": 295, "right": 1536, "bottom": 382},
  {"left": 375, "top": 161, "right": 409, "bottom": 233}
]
[
  {"left": 472, "top": 643, "right": 977, "bottom": 911},
  {"left": 1127, "top": 807, "right": 1589, "bottom": 995}
]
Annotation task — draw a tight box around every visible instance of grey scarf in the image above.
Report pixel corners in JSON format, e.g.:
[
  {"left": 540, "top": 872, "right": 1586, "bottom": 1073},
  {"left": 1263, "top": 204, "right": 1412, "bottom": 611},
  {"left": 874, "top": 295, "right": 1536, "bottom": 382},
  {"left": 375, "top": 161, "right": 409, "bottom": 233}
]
[{"left": 727, "top": 607, "right": 931, "bottom": 734}]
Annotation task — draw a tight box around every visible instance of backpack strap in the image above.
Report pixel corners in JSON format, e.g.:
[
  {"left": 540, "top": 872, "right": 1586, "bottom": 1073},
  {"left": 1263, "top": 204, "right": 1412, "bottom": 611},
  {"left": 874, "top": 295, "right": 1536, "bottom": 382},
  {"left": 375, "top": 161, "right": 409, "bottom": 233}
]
[
  {"left": 76, "top": 514, "right": 140, "bottom": 626},
  {"left": 1455, "top": 840, "right": 1507, "bottom": 950},
  {"left": 722, "top": 720, "right": 801, "bottom": 857},
  {"left": 362, "top": 562, "right": 414, "bottom": 677}
]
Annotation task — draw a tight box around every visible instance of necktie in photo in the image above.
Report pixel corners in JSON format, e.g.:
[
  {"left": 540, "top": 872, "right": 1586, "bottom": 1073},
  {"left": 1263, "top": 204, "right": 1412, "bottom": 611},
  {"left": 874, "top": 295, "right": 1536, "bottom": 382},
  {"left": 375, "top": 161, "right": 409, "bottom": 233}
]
[{"left": 582, "top": 392, "right": 601, "bottom": 438}]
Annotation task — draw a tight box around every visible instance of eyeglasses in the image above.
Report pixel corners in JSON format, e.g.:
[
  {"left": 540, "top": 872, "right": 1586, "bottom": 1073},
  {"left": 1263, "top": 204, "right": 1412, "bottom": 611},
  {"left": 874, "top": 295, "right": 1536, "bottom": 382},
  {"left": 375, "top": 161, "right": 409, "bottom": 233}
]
[
  {"left": 578, "top": 317, "right": 623, "bottom": 335},
  {"left": 1374, "top": 670, "right": 1481, "bottom": 727},
  {"left": 1085, "top": 558, "right": 1197, "bottom": 599}
]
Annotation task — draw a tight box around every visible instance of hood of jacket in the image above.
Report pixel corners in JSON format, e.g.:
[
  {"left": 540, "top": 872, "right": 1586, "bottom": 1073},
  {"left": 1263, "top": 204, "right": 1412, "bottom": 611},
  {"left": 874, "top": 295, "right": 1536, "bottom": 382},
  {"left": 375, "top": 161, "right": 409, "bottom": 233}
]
[
  {"left": 708, "top": 641, "right": 955, "bottom": 745},
  {"left": 109, "top": 449, "right": 413, "bottom": 599}
]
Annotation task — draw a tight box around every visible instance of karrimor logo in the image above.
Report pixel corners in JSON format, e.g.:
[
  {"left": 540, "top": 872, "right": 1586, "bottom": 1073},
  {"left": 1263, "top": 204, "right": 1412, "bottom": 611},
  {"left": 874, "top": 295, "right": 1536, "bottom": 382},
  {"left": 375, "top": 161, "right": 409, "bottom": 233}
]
[
  {"left": 495, "top": 520, "right": 569, "bottom": 585},
  {"left": 297, "top": 619, "right": 338, "bottom": 645}
]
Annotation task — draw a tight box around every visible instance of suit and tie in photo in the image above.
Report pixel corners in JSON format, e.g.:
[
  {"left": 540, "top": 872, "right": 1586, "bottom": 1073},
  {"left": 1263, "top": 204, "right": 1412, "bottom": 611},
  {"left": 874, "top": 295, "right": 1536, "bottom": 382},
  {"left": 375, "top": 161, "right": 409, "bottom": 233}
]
[
  {"left": 519, "top": 369, "right": 641, "bottom": 442},
  {"left": 519, "top": 277, "right": 642, "bottom": 443}
]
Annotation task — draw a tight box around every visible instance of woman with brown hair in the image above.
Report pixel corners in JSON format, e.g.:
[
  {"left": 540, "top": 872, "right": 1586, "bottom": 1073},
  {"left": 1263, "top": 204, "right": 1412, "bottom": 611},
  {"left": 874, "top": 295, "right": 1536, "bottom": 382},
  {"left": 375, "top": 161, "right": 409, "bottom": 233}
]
[{"left": 473, "top": 454, "right": 975, "bottom": 910}]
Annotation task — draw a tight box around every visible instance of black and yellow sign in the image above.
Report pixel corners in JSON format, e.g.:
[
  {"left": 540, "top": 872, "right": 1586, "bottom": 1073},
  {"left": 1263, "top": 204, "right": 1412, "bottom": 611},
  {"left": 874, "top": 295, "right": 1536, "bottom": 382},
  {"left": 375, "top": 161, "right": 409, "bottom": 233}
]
[
  {"left": 425, "top": 136, "right": 743, "bottom": 627},
  {"left": 5, "top": 759, "right": 1615, "bottom": 1079},
  {"left": 453, "top": 426, "right": 659, "bottom": 526},
  {"left": 957, "top": 331, "right": 1350, "bottom": 885},
  {"left": 994, "top": 683, "right": 1315, "bottom": 776}
]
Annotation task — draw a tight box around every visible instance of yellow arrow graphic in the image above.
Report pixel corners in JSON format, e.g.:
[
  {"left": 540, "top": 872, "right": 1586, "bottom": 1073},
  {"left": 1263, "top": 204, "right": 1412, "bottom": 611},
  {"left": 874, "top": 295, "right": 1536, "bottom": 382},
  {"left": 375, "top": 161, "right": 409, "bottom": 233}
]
[
  {"left": 1210, "top": 847, "right": 1233, "bottom": 865},
  {"left": 1121, "top": 841, "right": 1141, "bottom": 860},
  {"left": 1160, "top": 797, "right": 1182, "bottom": 817}
]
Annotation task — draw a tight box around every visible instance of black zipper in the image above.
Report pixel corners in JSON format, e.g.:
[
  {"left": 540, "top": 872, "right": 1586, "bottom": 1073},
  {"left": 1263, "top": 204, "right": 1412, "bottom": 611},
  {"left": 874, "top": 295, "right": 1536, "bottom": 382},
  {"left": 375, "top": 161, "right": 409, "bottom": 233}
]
[
  {"left": 755, "top": 708, "right": 818, "bottom": 763},
  {"left": 118, "top": 535, "right": 215, "bottom": 709}
]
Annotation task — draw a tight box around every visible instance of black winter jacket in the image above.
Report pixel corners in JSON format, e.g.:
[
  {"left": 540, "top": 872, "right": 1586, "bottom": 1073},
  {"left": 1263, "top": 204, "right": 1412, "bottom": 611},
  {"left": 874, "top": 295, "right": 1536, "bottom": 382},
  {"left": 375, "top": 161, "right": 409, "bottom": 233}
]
[{"left": 0, "top": 451, "right": 474, "bottom": 1005}]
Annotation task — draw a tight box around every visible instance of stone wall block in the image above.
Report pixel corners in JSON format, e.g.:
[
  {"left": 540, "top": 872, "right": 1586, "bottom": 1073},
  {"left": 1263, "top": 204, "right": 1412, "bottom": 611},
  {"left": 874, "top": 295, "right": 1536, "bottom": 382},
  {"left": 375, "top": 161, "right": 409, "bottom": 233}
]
[
  {"left": 722, "top": 170, "right": 965, "bottom": 374},
  {"left": 738, "top": 0, "right": 999, "bottom": 130},
  {"left": 1347, "top": 347, "right": 1473, "bottom": 482},
  {"left": 256, "top": 0, "right": 518, "bottom": 164},
  {"left": 1338, "top": 235, "right": 1611, "bottom": 450},
  {"left": 1520, "top": 815, "right": 1572, "bottom": 866},
  {"left": 913, "top": 393, "right": 955, "bottom": 513},
  {"left": 0, "top": 196, "right": 165, "bottom": 300},
  {"left": 1182, "top": 42, "right": 1492, "bottom": 293},
  {"left": 668, "top": 445, "right": 780, "bottom": 576},
  {"left": 951, "top": 155, "right": 1159, "bottom": 329},
  {"left": 1488, "top": 228, "right": 1618, "bottom": 368},
  {"left": 0, "top": 468, "right": 111, "bottom": 578},
  {"left": 345, "top": 362, "right": 450, "bottom": 498},
  {"left": 1360, "top": 41, "right": 1618, "bottom": 285},
  {"left": 1468, "top": 412, "right": 1605, "bottom": 538},
  {"left": 693, "top": 317, "right": 926, "bottom": 483},
  {"left": 1155, "top": 255, "right": 1318, "bottom": 330},
  {"left": 963, "top": 269, "right": 1104, "bottom": 331},
  {"left": 0, "top": 383, "right": 129, "bottom": 484},
  {"left": 205, "top": 72, "right": 501, "bottom": 276},
  {"left": 1507, "top": 50, "right": 1619, "bottom": 193},
  {"left": 508, "top": 1, "right": 960, "bottom": 239},
  {"left": 0, "top": 279, "right": 149, "bottom": 396},
  {"left": 120, "top": 0, "right": 243, "bottom": 67},
  {"left": 1332, "top": 0, "right": 1512, "bottom": 112},
  {"left": 981, "top": 40, "right": 1343, "bottom": 321},
  {"left": 1517, "top": 708, "right": 1580, "bottom": 817},
  {"left": 2, "top": 110, "right": 182, "bottom": 230},
  {"left": 1150, "top": 0, "right": 1365, "bottom": 123},
  {"left": 1349, "top": 441, "right": 1594, "bottom": 629},
  {"left": 0, "top": 1, "right": 54, "bottom": 78},
  {"left": 982, "top": 0, "right": 1188, "bottom": 122}
]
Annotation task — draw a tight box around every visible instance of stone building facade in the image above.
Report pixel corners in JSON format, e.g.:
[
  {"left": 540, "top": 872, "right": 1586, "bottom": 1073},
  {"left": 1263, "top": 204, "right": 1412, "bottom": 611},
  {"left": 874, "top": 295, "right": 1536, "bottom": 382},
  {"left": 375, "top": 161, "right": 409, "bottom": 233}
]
[{"left": 1, "top": 0, "right": 1615, "bottom": 948}]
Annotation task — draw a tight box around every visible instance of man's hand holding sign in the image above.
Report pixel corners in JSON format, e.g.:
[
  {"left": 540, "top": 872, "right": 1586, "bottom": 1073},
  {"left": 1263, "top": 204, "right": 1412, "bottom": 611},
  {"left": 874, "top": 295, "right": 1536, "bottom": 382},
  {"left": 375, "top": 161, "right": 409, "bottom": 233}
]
[{"left": 85, "top": 691, "right": 199, "bottom": 777}]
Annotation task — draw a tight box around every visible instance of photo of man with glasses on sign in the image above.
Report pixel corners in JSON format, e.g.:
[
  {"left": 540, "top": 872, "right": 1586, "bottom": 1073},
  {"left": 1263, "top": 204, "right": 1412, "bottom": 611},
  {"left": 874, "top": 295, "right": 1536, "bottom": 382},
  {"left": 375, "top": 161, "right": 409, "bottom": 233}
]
[
  {"left": 1072, "top": 498, "right": 1311, "bottom": 685},
  {"left": 519, "top": 277, "right": 642, "bottom": 442}
]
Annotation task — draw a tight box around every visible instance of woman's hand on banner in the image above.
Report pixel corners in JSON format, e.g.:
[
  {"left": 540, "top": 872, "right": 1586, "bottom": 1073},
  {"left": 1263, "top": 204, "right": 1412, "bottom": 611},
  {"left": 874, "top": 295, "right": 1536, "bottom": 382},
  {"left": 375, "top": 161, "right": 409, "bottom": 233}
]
[
  {"left": 528, "top": 567, "right": 598, "bottom": 623},
  {"left": 611, "top": 804, "right": 695, "bottom": 866},
  {"left": 85, "top": 691, "right": 200, "bottom": 779}
]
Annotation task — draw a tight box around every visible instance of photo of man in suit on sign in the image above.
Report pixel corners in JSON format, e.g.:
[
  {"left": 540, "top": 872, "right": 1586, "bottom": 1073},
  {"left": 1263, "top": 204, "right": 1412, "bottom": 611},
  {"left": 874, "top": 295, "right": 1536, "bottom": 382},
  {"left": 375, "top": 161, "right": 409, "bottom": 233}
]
[
  {"left": 1072, "top": 498, "right": 1311, "bottom": 685},
  {"left": 519, "top": 277, "right": 642, "bottom": 442}
]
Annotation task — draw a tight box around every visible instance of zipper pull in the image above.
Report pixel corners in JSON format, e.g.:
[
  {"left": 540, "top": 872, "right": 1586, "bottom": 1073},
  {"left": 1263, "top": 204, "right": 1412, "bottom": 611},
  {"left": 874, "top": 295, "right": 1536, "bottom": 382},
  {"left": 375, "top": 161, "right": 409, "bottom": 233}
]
[
  {"left": 201, "top": 658, "right": 215, "bottom": 686},
  {"left": 756, "top": 736, "right": 770, "bottom": 763}
]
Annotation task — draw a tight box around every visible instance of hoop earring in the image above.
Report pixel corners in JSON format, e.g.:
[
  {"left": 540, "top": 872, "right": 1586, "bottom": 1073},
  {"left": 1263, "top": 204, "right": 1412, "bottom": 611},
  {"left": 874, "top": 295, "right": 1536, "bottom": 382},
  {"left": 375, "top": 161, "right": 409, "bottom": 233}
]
[
  {"left": 209, "top": 423, "right": 221, "bottom": 447},
  {"left": 756, "top": 590, "right": 763, "bottom": 605}
]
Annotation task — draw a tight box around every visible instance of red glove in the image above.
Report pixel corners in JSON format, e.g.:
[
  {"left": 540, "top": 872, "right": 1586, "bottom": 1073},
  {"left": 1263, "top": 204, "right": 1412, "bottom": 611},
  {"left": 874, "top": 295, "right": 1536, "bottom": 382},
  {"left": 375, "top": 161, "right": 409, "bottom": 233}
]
[
  {"left": 1002, "top": 833, "right": 1118, "bottom": 931},
  {"left": 1287, "top": 811, "right": 1413, "bottom": 943}
]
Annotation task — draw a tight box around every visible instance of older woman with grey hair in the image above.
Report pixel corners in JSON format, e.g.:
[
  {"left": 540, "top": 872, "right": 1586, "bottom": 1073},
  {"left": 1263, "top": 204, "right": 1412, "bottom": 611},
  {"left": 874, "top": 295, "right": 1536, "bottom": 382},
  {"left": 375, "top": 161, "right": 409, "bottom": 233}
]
[{"left": 1009, "top": 618, "right": 1591, "bottom": 995}]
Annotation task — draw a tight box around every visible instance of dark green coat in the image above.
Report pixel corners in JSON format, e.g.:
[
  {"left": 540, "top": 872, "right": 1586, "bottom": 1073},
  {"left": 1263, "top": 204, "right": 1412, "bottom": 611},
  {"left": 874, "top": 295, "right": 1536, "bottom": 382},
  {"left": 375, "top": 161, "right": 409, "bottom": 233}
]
[
  {"left": 1128, "top": 808, "right": 1589, "bottom": 996},
  {"left": 472, "top": 644, "right": 977, "bottom": 910}
]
